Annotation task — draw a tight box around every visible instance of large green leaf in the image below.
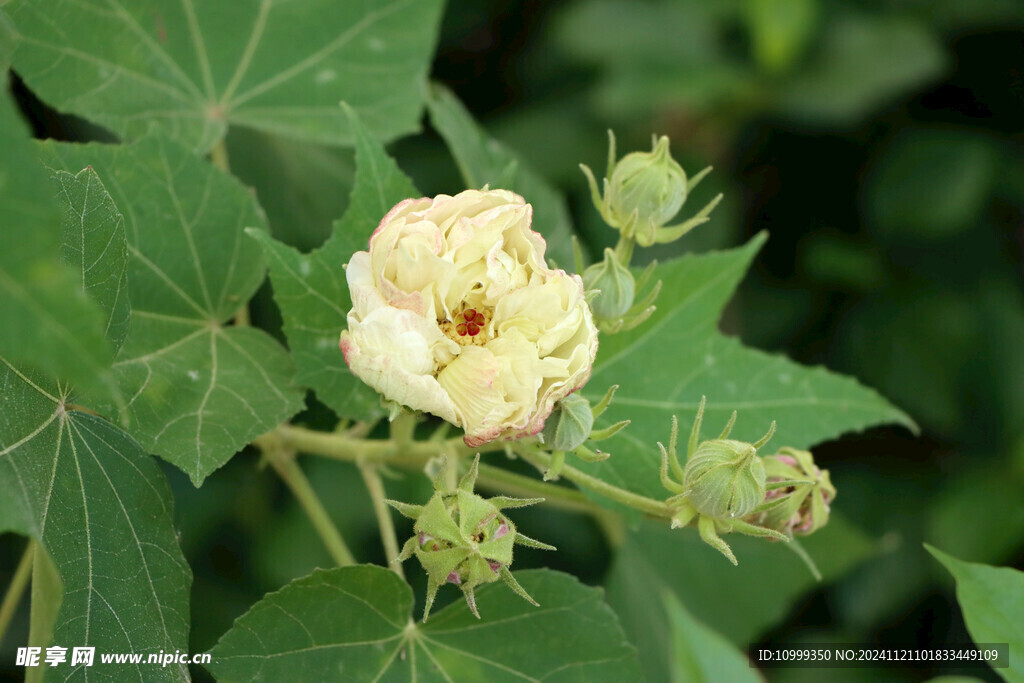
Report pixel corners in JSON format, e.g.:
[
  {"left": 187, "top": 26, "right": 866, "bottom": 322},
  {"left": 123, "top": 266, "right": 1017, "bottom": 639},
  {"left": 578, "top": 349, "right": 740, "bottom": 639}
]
[
  {"left": 0, "top": 361, "right": 191, "bottom": 681},
  {"left": 665, "top": 591, "right": 762, "bottom": 683},
  {"left": 40, "top": 133, "right": 304, "bottom": 484},
  {"left": 52, "top": 167, "right": 131, "bottom": 353},
  {"left": 607, "top": 515, "right": 874, "bottom": 681},
  {"left": 226, "top": 127, "right": 355, "bottom": 251},
  {"left": 7, "top": 0, "right": 445, "bottom": 152},
  {"left": 0, "top": 84, "right": 115, "bottom": 397},
  {"left": 426, "top": 84, "right": 576, "bottom": 268},
  {"left": 207, "top": 565, "right": 641, "bottom": 681},
  {"left": 927, "top": 546, "right": 1023, "bottom": 682},
  {"left": 253, "top": 107, "right": 419, "bottom": 420},
  {"left": 577, "top": 234, "right": 914, "bottom": 507}
]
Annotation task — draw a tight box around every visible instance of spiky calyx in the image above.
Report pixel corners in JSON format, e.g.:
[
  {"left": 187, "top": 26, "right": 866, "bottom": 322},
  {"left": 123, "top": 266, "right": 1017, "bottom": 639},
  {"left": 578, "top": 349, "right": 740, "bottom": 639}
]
[
  {"left": 659, "top": 396, "right": 789, "bottom": 565},
  {"left": 580, "top": 130, "right": 723, "bottom": 247},
  {"left": 387, "top": 455, "right": 555, "bottom": 620}
]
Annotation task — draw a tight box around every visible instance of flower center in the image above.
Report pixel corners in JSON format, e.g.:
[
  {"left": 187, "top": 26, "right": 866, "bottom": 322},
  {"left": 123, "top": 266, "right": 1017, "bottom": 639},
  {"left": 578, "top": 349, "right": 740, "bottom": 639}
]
[{"left": 439, "top": 306, "right": 494, "bottom": 347}]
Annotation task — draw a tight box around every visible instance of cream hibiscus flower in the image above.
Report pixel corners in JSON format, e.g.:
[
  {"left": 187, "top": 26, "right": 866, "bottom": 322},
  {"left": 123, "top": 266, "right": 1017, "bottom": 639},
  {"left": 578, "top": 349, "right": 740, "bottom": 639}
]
[{"left": 339, "top": 189, "right": 599, "bottom": 447}]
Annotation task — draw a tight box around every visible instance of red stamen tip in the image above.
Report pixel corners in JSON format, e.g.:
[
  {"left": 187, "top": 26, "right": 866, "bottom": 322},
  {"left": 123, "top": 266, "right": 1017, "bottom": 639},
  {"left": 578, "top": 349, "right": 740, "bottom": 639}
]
[
  {"left": 463, "top": 308, "right": 477, "bottom": 322},
  {"left": 456, "top": 323, "right": 468, "bottom": 336},
  {"left": 467, "top": 322, "right": 480, "bottom": 336}
]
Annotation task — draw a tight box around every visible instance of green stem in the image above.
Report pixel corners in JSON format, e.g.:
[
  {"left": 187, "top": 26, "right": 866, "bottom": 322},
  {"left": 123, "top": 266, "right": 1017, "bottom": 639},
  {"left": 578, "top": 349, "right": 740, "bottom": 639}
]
[
  {"left": 514, "top": 445, "right": 673, "bottom": 518},
  {"left": 358, "top": 463, "right": 404, "bottom": 579},
  {"left": 256, "top": 434, "right": 357, "bottom": 567},
  {"left": 613, "top": 234, "right": 635, "bottom": 266},
  {"left": 390, "top": 411, "right": 417, "bottom": 449},
  {"left": 0, "top": 540, "right": 34, "bottom": 648},
  {"left": 275, "top": 423, "right": 672, "bottom": 523},
  {"left": 476, "top": 462, "right": 626, "bottom": 546},
  {"left": 475, "top": 462, "right": 595, "bottom": 516}
]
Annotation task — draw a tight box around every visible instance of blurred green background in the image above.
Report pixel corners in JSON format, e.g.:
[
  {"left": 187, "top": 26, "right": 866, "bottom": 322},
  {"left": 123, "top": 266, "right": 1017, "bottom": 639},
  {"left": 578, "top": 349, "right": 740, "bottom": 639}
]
[{"left": 3, "top": 0, "right": 1023, "bottom": 680}]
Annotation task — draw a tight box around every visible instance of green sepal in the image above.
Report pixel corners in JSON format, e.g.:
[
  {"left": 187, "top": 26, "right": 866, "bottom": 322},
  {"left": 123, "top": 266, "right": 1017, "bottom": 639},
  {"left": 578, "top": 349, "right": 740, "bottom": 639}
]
[
  {"left": 488, "top": 496, "right": 545, "bottom": 510},
  {"left": 590, "top": 420, "right": 630, "bottom": 442},
  {"left": 499, "top": 565, "right": 540, "bottom": 607},
  {"left": 384, "top": 500, "right": 424, "bottom": 520},
  {"left": 574, "top": 444, "right": 610, "bottom": 463},
  {"left": 514, "top": 532, "right": 557, "bottom": 551},
  {"left": 591, "top": 384, "right": 619, "bottom": 418},
  {"left": 418, "top": 494, "right": 464, "bottom": 544},
  {"left": 458, "top": 453, "right": 480, "bottom": 492}
]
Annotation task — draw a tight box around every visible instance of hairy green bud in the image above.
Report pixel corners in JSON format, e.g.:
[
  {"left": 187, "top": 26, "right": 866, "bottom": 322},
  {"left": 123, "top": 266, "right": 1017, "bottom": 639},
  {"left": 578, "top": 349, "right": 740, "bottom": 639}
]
[
  {"left": 541, "top": 393, "right": 594, "bottom": 453},
  {"left": 659, "top": 397, "right": 787, "bottom": 565},
  {"left": 580, "top": 130, "right": 723, "bottom": 249},
  {"left": 582, "top": 247, "right": 637, "bottom": 320},
  {"left": 605, "top": 136, "right": 687, "bottom": 246},
  {"left": 683, "top": 439, "right": 767, "bottom": 519}
]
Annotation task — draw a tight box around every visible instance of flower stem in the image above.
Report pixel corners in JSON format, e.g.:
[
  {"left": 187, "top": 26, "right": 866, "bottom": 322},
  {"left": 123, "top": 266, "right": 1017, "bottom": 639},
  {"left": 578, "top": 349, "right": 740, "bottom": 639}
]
[
  {"left": 513, "top": 444, "right": 673, "bottom": 518},
  {"left": 274, "top": 423, "right": 672, "bottom": 524},
  {"left": 475, "top": 462, "right": 626, "bottom": 545},
  {"left": 358, "top": 462, "right": 404, "bottom": 579},
  {"left": 0, "top": 540, "right": 34, "bottom": 648},
  {"left": 255, "top": 434, "right": 356, "bottom": 567},
  {"left": 614, "top": 234, "right": 635, "bottom": 266}
]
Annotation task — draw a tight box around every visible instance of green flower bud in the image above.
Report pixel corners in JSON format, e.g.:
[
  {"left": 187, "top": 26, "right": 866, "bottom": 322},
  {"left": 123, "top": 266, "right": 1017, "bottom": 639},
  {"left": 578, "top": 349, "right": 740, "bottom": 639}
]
[
  {"left": 582, "top": 247, "right": 636, "bottom": 320},
  {"left": 683, "top": 439, "right": 767, "bottom": 519},
  {"left": 580, "top": 131, "right": 722, "bottom": 249},
  {"left": 388, "top": 455, "right": 555, "bottom": 620},
  {"left": 541, "top": 393, "right": 594, "bottom": 453},
  {"left": 605, "top": 136, "right": 687, "bottom": 246}
]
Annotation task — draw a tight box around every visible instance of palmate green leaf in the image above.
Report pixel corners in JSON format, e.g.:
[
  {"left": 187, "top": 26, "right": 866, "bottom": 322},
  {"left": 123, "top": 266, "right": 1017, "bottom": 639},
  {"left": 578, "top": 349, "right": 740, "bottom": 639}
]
[
  {"left": 607, "top": 515, "right": 874, "bottom": 682},
  {"left": 207, "top": 565, "right": 641, "bottom": 682},
  {"left": 0, "top": 84, "right": 117, "bottom": 399},
  {"left": 6, "top": 0, "right": 445, "bottom": 152},
  {"left": 577, "top": 234, "right": 914, "bottom": 509},
  {"left": 52, "top": 168, "right": 131, "bottom": 354},
  {"left": 927, "top": 546, "right": 1024, "bottom": 682},
  {"left": 426, "top": 84, "right": 576, "bottom": 268},
  {"left": 40, "top": 133, "right": 304, "bottom": 484},
  {"left": 253, "top": 107, "right": 419, "bottom": 420},
  {"left": 0, "top": 361, "right": 191, "bottom": 682}
]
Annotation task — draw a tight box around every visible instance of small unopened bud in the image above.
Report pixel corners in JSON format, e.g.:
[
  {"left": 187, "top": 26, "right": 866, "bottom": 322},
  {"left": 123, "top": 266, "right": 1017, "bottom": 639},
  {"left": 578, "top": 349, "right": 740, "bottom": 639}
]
[
  {"left": 605, "top": 136, "right": 687, "bottom": 246},
  {"left": 580, "top": 131, "right": 722, "bottom": 249},
  {"left": 541, "top": 393, "right": 594, "bottom": 453},
  {"left": 756, "top": 448, "right": 836, "bottom": 536},
  {"left": 583, "top": 248, "right": 636, "bottom": 320},
  {"left": 683, "top": 439, "right": 767, "bottom": 519}
]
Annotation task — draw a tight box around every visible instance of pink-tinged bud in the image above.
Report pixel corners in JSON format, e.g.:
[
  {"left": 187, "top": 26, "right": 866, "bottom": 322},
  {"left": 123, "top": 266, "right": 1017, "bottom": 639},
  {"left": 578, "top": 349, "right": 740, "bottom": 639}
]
[{"left": 753, "top": 447, "right": 836, "bottom": 537}]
